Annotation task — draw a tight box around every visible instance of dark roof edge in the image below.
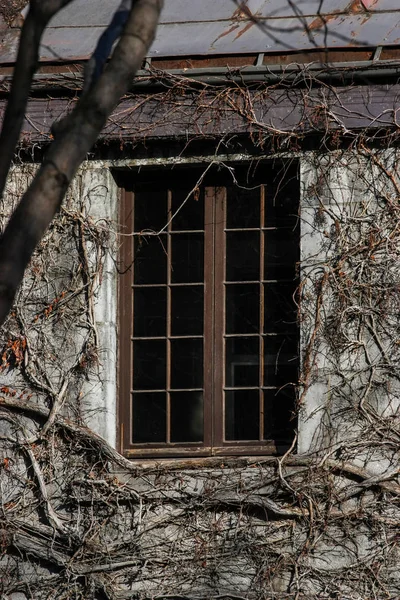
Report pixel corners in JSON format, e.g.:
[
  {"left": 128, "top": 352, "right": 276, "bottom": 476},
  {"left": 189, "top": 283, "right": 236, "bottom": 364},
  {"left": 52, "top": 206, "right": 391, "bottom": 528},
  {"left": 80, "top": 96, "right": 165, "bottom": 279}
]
[{"left": 0, "top": 59, "right": 399, "bottom": 96}]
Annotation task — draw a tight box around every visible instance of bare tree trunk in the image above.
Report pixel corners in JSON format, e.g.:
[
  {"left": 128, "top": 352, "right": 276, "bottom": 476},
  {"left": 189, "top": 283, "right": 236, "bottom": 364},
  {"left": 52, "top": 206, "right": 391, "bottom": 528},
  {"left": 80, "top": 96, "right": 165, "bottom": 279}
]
[
  {"left": 0, "top": 0, "right": 75, "bottom": 199},
  {"left": 0, "top": 0, "right": 163, "bottom": 326}
]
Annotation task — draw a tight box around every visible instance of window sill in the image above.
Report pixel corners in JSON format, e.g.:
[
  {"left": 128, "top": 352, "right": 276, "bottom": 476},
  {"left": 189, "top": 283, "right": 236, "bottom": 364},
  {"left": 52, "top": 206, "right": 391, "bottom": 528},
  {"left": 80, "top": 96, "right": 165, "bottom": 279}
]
[{"left": 117, "top": 452, "right": 287, "bottom": 471}]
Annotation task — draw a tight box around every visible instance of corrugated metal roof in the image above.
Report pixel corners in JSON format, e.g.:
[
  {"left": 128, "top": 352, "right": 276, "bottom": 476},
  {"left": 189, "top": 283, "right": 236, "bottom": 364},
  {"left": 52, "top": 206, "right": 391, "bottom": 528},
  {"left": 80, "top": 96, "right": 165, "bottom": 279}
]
[{"left": 0, "top": 0, "right": 400, "bottom": 64}]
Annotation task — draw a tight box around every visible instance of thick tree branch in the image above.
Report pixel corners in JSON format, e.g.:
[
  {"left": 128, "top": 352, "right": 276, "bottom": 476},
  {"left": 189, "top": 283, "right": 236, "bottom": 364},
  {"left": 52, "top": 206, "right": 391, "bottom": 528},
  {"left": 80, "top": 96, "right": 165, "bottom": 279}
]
[
  {"left": 0, "top": 0, "right": 163, "bottom": 326},
  {"left": 0, "top": 0, "right": 75, "bottom": 200}
]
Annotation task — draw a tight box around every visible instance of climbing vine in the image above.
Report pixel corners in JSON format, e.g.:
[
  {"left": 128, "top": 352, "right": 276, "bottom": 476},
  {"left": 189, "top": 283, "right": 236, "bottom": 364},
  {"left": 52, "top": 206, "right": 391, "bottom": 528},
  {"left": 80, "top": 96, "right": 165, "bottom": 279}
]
[{"left": 0, "top": 72, "right": 400, "bottom": 599}]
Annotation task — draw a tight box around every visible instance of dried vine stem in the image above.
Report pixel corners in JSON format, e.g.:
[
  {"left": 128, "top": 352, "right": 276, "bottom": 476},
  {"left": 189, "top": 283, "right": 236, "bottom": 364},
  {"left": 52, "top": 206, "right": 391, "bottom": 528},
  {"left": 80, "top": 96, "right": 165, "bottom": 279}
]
[{"left": 1, "top": 73, "right": 400, "bottom": 599}]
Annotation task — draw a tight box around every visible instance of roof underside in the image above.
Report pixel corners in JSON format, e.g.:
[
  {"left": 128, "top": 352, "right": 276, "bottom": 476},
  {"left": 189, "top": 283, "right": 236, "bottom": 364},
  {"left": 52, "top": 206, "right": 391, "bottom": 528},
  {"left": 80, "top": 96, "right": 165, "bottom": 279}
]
[
  {"left": 4, "top": 83, "right": 400, "bottom": 146},
  {"left": 0, "top": 0, "right": 400, "bottom": 65}
]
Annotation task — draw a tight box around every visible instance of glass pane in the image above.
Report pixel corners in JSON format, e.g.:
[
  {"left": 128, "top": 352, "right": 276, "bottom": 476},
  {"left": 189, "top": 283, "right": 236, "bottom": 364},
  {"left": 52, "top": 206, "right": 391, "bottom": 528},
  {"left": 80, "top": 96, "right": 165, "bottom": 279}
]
[
  {"left": 170, "top": 392, "right": 204, "bottom": 442},
  {"left": 171, "top": 187, "right": 204, "bottom": 231},
  {"left": 226, "top": 231, "right": 260, "bottom": 282},
  {"left": 225, "top": 390, "right": 259, "bottom": 441},
  {"left": 170, "top": 339, "right": 203, "bottom": 389},
  {"left": 263, "top": 387, "right": 296, "bottom": 441},
  {"left": 171, "top": 286, "right": 204, "bottom": 336},
  {"left": 133, "top": 340, "right": 166, "bottom": 390},
  {"left": 264, "top": 229, "right": 298, "bottom": 280},
  {"left": 134, "top": 189, "right": 167, "bottom": 231},
  {"left": 134, "top": 235, "right": 167, "bottom": 285},
  {"left": 171, "top": 233, "right": 204, "bottom": 283},
  {"left": 132, "top": 392, "right": 166, "bottom": 443},
  {"left": 226, "top": 284, "right": 260, "bottom": 334},
  {"left": 226, "top": 185, "right": 260, "bottom": 229},
  {"left": 225, "top": 337, "right": 259, "bottom": 387},
  {"left": 264, "top": 282, "right": 297, "bottom": 333},
  {"left": 133, "top": 287, "right": 166, "bottom": 337},
  {"left": 265, "top": 184, "right": 298, "bottom": 228},
  {"left": 263, "top": 335, "right": 298, "bottom": 386}
]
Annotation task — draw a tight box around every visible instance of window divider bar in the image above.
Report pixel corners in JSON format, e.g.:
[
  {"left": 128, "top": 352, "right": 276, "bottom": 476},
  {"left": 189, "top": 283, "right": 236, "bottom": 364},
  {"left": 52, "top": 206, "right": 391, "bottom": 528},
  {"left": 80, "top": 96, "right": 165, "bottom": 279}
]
[
  {"left": 260, "top": 184, "right": 265, "bottom": 442},
  {"left": 166, "top": 188, "right": 172, "bottom": 444},
  {"left": 203, "top": 187, "right": 215, "bottom": 450},
  {"left": 119, "top": 188, "right": 134, "bottom": 451},
  {"left": 213, "top": 186, "right": 226, "bottom": 447}
]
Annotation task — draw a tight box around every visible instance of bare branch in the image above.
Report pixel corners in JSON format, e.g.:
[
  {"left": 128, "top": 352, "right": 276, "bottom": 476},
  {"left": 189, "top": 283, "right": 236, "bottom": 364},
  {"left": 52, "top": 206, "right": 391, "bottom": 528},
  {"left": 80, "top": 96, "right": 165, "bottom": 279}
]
[
  {"left": 0, "top": 0, "right": 163, "bottom": 326},
  {"left": 0, "top": 0, "right": 75, "bottom": 199}
]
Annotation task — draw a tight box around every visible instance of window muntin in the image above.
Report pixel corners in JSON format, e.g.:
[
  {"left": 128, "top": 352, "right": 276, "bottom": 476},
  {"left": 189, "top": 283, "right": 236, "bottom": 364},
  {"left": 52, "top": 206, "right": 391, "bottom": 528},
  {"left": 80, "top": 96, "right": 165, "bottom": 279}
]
[{"left": 119, "top": 166, "right": 299, "bottom": 457}]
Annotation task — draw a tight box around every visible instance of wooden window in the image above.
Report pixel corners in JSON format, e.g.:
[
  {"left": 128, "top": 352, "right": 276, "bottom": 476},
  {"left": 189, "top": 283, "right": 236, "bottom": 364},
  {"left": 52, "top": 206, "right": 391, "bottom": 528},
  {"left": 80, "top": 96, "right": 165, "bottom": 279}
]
[{"left": 119, "top": 164, "right": 299, "bottom": 457}]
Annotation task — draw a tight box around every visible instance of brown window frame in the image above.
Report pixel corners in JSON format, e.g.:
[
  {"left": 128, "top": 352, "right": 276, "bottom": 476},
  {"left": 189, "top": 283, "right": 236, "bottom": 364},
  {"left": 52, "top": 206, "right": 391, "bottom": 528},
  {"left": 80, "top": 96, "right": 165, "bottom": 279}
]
[{"left": 118, "top": 164, "right": 299, "bottom": 458}]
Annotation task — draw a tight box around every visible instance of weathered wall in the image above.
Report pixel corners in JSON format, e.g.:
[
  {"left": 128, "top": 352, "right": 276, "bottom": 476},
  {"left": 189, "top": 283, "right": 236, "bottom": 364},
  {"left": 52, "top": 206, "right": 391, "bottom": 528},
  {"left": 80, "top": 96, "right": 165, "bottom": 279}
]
[
  {"left": 78, "top": 165, "right": 119, "bottom": 447},
  {"left": 1, "top": 149, "right": 400, "bottom": 599},
  {"left": 299, "top": 150, "right": 400, "bottom": 469},
  {"left": 0, "top": 163, "right": 119, "bottom": 444}
]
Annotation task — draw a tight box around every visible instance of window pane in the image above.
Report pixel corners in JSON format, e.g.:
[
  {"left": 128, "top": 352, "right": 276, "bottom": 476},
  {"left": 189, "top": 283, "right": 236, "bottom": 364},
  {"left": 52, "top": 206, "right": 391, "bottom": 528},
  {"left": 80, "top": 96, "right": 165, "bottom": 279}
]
[
  {"left": 171, "top": 286, "right": 204, "bottom": 336},
  {"left": 263, "top": 335, "right": 298, "bottom": 386},
  {"left": 133, "top": 340, "right": 166, "bottom": 390},
  {"left": 170, "top": 339, "right": 203, "bottom": 389},
  {"left": 171, "top": 187, "right": 204, "bottom": 231},
  {"left": 170, "top": 392, "right": 204, "bottom": 442},
  {"left": 226, "top": 185, "right": 260, "bottom": 229},
  {"left": 132, "top": 392, "right": 166, "bottom": 443},
  {"left": 226, "top": 284, "right": 260, "bottom": 334},
  {"left": 263, "top": 387, "right": 296, "bottom": 442},
  {"left": 134, "top": 235, "right": 167, "bottom": 285},
  {"left": 225, "top": 390, "right": 259, "bottom": 441},
  {"left": 264, "top": 229, "right": 299, "bottom": 281},
  {"left": 225, "top": 337, "right": 259, "bottom": 387},
  {"left": 226, "top": 231, "right": 260, "bottom": 282},
  {"left": 133, "top": 287, "right": 166, "bottom": 337},
  {"left": 171, "top": 233, "right": 204, "bottom": 283},
  {"left": 264, "top": 185, "right": 298, "bottom": 228},
  {"left": 263, "top": 282, "right": 297, "bottom": 333},
  {"left": 134, "top": 189, "right": 167, "bottom": 231}
]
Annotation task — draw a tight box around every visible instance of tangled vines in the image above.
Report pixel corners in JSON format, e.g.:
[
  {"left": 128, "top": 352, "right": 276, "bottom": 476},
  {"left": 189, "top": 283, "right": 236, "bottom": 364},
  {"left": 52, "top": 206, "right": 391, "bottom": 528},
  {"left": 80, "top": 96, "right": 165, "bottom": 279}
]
[{"left": 1, "top": 75, "right": 400, "bottom": 599}]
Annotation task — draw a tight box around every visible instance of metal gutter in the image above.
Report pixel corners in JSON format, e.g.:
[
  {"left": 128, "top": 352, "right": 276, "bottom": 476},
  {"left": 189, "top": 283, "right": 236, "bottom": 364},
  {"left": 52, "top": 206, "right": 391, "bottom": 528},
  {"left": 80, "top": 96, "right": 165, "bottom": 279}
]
[
  {"left": 132, "top": 60, "right": 400, "bottom": 87},
  {"left": 0, "top": 58, "right": 398, "bottom": 97},
  {"left": 11, "top": 59, "right": 398, "bottom": 95}
]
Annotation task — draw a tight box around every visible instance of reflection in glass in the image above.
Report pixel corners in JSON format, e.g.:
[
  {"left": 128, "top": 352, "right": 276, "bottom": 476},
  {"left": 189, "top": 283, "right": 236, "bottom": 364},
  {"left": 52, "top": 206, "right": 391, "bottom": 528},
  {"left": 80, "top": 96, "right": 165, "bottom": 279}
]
[
  {"left": 265, "top": 185, "right": 298, "bottom": 228},
  {"left": 171, "top": 188, "right": 204, "bottom": 231},
  {"left": 134, "top": 235, "right": 167, "bottom": 285},
  {"left": 170, "top": 338, "right": 203, "bottom": 389},
  {"left": 226, "top": 185, "right": 260, "bottom": 229},
  {"left": 170, "top": 392, "right": 204, "bottom": 442},
  {"left": 264, "top": 229, "right": 298, "bottom": 280},
  {"left": 226, "top": 284, "right": 259, "bottom": 333},
  {"left": 226, "top": 231, "right": 260, "bottom": 282},
  {"left": 134, "top": 189, "right": 167, "bottom": 231},
  {"left": 133, "top": 287, "right": 166, "bottom": 337},
  {"left": 171, "top": 233, "right": 204, "bottom": 283},
  {"left": 264, "top": 282, "right": 297, "bottom": 333},
  {"left": 225, "top": 390, "right": 259, "bottom": 440},
  {"left": 133, "top": 340, "right": 166, "bottom": 390},
  {"left": 225, "top": 337, "right": 259, "bottom": 387},
  {"left": 171, "top": 286, "right": 204, "bottom": 336},
  {"left": 132, "top": 392, "right": 166, "bottom": 443},
  {"left": 263, "top": 387, "right": 296, "bottom": 441},
  {"left": 263, "top": 335, "right": 298, "bottom": 386}
]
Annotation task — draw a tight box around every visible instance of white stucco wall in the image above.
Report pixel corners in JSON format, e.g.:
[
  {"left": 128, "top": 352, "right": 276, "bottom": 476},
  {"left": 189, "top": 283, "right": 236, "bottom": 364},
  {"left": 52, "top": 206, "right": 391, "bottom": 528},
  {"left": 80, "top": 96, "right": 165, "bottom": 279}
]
[
  {"left": 79, "top": 165, "right": 119, "bottom": 447},
  {"left": 297, "top": 150, "right": 400, "bottom": 466}
]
